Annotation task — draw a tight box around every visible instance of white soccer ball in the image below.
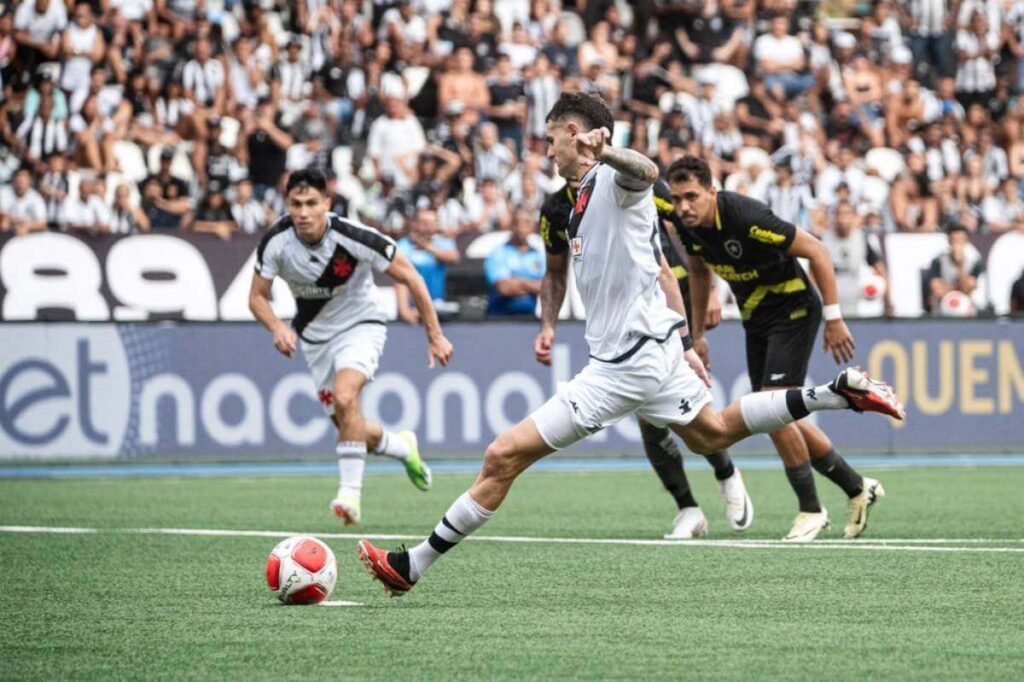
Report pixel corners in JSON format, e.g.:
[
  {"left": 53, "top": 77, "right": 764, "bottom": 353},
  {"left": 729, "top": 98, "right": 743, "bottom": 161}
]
[
  {"left": 939, "top": 290, "right": 975, "bottom": 318},
  {"left": 265, "top": 536, "right": 337, "bottom": 605}
]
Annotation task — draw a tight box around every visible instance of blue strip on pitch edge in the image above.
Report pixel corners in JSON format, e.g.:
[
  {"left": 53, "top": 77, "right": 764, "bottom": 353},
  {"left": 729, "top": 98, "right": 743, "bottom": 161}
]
[{"left": 1, "top": 454, "right": 1024, "bottom": 479}]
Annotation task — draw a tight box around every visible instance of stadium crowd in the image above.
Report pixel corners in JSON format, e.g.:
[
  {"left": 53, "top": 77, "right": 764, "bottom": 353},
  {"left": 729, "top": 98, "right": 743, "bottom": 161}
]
[{"left": 0, "top": 0, "right": 1023, "bottom": 316}]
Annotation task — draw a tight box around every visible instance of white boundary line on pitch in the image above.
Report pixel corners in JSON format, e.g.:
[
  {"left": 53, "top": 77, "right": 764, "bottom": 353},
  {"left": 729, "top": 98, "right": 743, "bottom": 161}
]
[{"left": 2, "top": 525, "right": 1024, "bottom": 554}]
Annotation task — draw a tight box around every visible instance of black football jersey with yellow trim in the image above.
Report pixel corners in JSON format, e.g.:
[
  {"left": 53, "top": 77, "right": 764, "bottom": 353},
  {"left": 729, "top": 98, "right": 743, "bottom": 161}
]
[{"left": 676, "top": 191, "right": 817, "bottom": 330}]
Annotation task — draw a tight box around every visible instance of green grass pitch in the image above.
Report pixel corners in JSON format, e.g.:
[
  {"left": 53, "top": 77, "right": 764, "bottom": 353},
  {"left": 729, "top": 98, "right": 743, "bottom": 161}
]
[{"left": 1, "top": 465, "right": 1023, "bottom": 680}]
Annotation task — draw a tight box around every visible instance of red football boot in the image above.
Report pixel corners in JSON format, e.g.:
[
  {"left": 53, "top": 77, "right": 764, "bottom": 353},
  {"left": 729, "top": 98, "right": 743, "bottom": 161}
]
[
  {"left": 357, "top": 540, "right": 416, "bottom": 597},
  {"left": 830, "top": 367, "right": 906, "bottom": 420}
]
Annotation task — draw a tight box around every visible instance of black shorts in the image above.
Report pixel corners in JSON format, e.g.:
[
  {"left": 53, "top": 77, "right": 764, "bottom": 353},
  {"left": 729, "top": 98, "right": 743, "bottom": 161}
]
[{"left": 745, "top": 302, "right": 822, "bottom": 391}]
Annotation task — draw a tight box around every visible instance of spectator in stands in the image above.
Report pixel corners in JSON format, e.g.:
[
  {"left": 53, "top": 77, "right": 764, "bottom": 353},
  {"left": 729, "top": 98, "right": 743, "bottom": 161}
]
[
  {"left": 891, "top": 156, "right": 940, "bottom": 233},
  {"left": 396, "top": 208, "right": 461, "bottom": 324},
  {"left": 239, "top": 99, "right": 292, "bottom": 201},
  {"left": 191, "top": 182, "right": 236, "bottom": 241},
  {"left": 541, "top": 21, "right": 578, "bottom": 77},
  {"left": 439, "top": 47, "right": 490, "bottom": 122},
  {"left": 0, "top": 167, "right": 47, "bottom": 234},
  {"left": 485, "top": 208, "right": 544, "bottom": 317},
  {"left": 140, "top": 176, "right": 187, "bottom": 231},
  {"left": 60, "top": 3, "right": 105, "bottom": 107},
  {"left": 927, "top": 224, "right": 985, "bottom": 315},
  {"left": 487, "top": 54, "right": 527, "bottom": 155},
  {"left": 821, "top": 201, "right": 891, "bottom": 317},
  {"left": 59, "top": 175, "right": 110, "bottom": 234},
  {"left": 524, "top": 53, "right": 560, "bottom": 151},
  {"left": 474, "top": 122, "right": 514, "bottom": 182},
  {"left": 753, "top": 15, "right": 815, "bottom": 101},
  {"left": 110, "top": 183, "right": 150, "bottom": 234},
  {"left": 17, "top": 88, "right": 68, "bottom": 171},
  {"left": 13, "top": 0, "right": 66, "bottom": 75},
  {"left": 272, "top": 37, "right": 312, "bottom": 127},
  {"left": 39, "top": 152, "right": 68, "bottom": 227},
  {"left": 982, "top": 178, "right": 1024, "bottom": 233},
  {"left": 954, "top": 10, "right": 998, "bottom": 111},
  {"left": 736, "top": 77, "right": 784, "bottom": 150},
  {"left": 367, "top": 94, "right": 427, "bottom": 190},
  {"left": 767, "top": 161, "right": 817, "bottom": 232},
  {"left": 904, "top": 0, "right": 956, "bottom": 83},
  {"left": 673, "top": 1, "right": 746, "bottom": 67},
  {"left": 231, "top": 179, "right": 270, "bottom": 236},
  {"left": 466, "top": 177, "right": 510, "bottom": 233}
]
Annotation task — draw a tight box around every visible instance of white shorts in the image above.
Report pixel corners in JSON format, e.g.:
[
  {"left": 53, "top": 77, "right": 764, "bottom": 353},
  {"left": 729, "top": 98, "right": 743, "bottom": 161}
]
[
  {"left": 301, "top": 322, "right": 387, "bottom": 414},
  {"left": 531, "top": 336, "right": 711, "bottom": 450}
]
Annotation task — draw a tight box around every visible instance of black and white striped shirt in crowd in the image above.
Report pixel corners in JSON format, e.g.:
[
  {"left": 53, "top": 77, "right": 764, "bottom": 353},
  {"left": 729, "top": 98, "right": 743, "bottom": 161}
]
[
  {"left": 274, "top": 59, "right": 310, "bottom": 102},
  {"left": 907, "top": 0, "right": 948, "bottom": 37},
  {"left": 255, "top": 212, "right": 397, "bottom": 341},
  {"left": 767, "top": 184, "right": 817, "bottom": 229},
  {"left": 181, "top": 58, "right": 225, "bottom": 107},
  {"left": 16, "top": 115, "right": 68, "bottom": 160},
  {"left": 955, "top": 29, "right": 999, "bottom": 93},
  {"left": 526, "top": 75, "right": 560, "bottom": 139}
]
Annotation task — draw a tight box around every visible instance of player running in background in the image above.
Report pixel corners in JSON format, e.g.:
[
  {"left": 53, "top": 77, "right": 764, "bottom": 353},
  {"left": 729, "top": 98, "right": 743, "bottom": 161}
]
[
  {"left": 249, "top": 168, "right": 453, "bottom": 526},
  {"left": 537, "top": 177, "right": 752, "bottom": 539},
  {"left": 358, "top": 93, "right": 904, "bottom": 596},
  {"left": 666, "top": 155, "right": 885, "bottom": 542}
]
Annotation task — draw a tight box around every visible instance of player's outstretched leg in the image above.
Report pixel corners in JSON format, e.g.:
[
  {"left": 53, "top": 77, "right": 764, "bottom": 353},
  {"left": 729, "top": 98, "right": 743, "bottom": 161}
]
[
  {"left": 359, "top": 417, "right": 554, "bottom": 597},
  {"left": 800, "top": 421, "right": 885, "bottom": 539},
  {"left": 671, "top": 367, "right": 903, "bottom": 512},
  {"left": 366, "top": 422, "right": 432, "bottom": 491}
]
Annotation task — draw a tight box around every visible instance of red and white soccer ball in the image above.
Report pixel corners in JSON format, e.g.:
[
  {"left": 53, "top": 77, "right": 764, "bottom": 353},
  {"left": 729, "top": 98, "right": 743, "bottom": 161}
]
[
  {"left": 266, "top": 536, "right": 337, "bottom": 605},
  {"left": 939, "top": 290, "right": 975, "bottom": 318}
]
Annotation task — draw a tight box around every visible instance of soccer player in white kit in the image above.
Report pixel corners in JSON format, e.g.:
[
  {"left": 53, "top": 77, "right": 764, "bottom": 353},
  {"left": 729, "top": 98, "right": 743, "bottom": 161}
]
[
  {"left": 249, "top": 169, "right": 454, "bottom": 526},
  {"left": 358, "top": 94, "right": 904, "bottom": 596}
]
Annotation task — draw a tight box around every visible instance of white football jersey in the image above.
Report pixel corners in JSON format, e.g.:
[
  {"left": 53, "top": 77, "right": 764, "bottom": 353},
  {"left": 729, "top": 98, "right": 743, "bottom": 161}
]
[
  {"left": 567, "top": 163, "right": 685, "bottom": 362},
  {"left": 255, "top": 212, "right": 397, "bottom": 343}
]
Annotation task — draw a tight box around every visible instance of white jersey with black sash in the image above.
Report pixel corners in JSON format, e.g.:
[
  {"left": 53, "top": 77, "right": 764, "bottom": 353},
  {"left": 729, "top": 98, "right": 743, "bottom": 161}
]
[
  {"left": 255, "top": 212, "right": 397, "bottom": 343},
  {"left": 567, "top": 163, "right": 685, "bottom": 363}
]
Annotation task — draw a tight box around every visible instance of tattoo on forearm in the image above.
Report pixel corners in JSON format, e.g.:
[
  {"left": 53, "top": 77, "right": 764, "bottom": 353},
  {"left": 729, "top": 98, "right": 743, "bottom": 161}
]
[
  {"left": 599, "top": 146, "right": 659, "bottom": 188},
  {"left": 540, "top": 272, "right": 567, "bottom": 328}
]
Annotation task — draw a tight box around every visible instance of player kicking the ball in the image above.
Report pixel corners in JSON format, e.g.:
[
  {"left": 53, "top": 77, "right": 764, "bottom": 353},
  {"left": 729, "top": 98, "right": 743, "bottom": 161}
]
[
  {"left": 537, "top": 175, "right": 751, "bottom": 539},
  {"left": 358, "top": 93, "right": 903, "bottom": 596},
  {"left": 666, "top": 155, "right": 886, "bottom": 541},
  {"left": 249, "top": 169, "right": 453, "bottom": 525}
]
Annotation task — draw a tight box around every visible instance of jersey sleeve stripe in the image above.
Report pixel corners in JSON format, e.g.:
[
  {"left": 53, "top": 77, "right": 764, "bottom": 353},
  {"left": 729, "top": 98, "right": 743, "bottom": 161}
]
[
  {"left": 255, "top": 216, "right": 292, "bottom": 269},
  {"left": 329, "top": 215, "right": 396, "bottom": 260}
]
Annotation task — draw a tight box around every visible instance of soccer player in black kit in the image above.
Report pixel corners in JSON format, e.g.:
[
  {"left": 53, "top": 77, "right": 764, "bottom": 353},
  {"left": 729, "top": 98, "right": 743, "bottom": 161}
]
[
  {"left": 535, "top": 176, "right": 753, "bottom": 539},
  {"left": 666, "top": 155, "right": 884, "bottom": 541}
]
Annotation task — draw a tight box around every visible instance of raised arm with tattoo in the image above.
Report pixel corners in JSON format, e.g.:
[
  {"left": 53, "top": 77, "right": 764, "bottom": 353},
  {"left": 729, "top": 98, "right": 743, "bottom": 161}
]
[{"left": 575, "top": 127, "right": 660, "bottom": 189}]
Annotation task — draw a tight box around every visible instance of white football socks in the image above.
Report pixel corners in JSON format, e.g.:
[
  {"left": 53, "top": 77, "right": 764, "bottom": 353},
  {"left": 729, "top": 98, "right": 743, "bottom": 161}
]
[
  {"left": 336, "top": 441, "right": 366, "bottom": 498},
  {"left": 371, "top": 430, "right": 412, "bottom": 462},
  {"left": 740, "top": 384, "right": 848, "bottom": 434},
  {"left": 408, "top": 492, "right": 494, "bottom": 581}
]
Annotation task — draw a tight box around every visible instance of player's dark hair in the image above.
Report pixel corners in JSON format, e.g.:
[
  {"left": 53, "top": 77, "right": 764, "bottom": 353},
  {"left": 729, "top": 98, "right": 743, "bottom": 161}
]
[
  {"left": 666, "top": 155, "right": 713, "bottom": 189},
  {"left": 545, "top": 92, "right": 614, "bottom": 133},
  {"left": 285, "top": 168, "right": 328, "bottom": 196},
  {"left": 945, "top": 222, "right": 969, "bottom": 237}
]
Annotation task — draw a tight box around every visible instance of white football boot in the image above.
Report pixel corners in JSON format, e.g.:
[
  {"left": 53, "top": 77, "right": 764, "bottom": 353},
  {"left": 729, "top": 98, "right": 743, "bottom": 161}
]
[
  {"left": 330, "top": 490, "right": 362, "bottom": 526},
  {"left": 844, "top": 477, "right": 886, "bottom": 539},
  {"left": 782, "top": 509, "right": 830, "bottom": 542},
  {"left": 664, "top": 507, "right": 709, "bottom": 540},
  {"left": 717, "top": 469, "right": 754, "bottom": 532}
]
